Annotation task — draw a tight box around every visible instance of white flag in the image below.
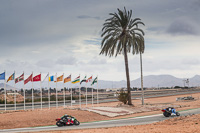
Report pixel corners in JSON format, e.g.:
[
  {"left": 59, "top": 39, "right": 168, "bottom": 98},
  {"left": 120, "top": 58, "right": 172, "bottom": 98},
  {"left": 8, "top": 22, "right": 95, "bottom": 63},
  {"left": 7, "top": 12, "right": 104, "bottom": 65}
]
[{"left": 42, "top": 73, "right": 49, "bottom": 83}]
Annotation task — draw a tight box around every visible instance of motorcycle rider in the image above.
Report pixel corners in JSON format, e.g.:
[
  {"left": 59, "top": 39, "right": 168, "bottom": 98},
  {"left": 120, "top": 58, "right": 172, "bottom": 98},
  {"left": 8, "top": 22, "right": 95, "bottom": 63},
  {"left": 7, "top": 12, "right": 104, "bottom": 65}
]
[
  {"left": 61, "top": 114, "right": 72, "bottom": 125},
  {"left": 167, "top": 107, "right": 176, "bottom": 115}
]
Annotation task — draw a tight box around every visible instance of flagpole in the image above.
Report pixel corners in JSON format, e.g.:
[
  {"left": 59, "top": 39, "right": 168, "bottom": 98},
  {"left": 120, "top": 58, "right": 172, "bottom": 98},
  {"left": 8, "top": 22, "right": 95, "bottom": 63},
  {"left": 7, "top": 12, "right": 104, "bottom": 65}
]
[
  {"left": 48, "top": 72, "right": 50, "bottom": 109},
  {"left": 4, "top": 70, "right": 6, "bottom": 111},
  {"left": 23, "top": 71, "right": 25, "bottom": 110},
  {"left": 92, "top": 85, "right": 93, "bottom": 107},
  {"left": 79, "top": 74, "right": 81, "bottom": 109},
  {"left": 56, "top": 73, "right": 58, "bottom": 108},
  {"left": 14, "top": 71, "right": 16, "bottom": 110},
  {"left": 63, "top": 73, "right": 65, "bottom": 108},
  {"left": 86, "top": 80, "right": 87, "bottom": 108},
  {"left": 91, "top": 75, "right": 93, "bottom": 107},
  {"left": 23, "top": 84, "right": 25, "bottom": 110},
  {"left": 71, "top": 74, "right": 72, "bottom": 107},
  {"left": 40, "top": 72, "right": 42, "bottom": 110},
  {"left": 32, "top": 72, "right": 34, "bottom": 110},
  {"left": 97, "top": 75, "right": 99, "bottom": 104}
]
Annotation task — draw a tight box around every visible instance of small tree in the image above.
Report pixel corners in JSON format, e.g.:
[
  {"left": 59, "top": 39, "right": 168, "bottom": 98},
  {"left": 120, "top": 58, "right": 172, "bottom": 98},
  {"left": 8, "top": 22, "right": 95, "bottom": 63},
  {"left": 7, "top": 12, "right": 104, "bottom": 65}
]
[{"left": 117, "top": 89, "right": 128, "bottom": 104}]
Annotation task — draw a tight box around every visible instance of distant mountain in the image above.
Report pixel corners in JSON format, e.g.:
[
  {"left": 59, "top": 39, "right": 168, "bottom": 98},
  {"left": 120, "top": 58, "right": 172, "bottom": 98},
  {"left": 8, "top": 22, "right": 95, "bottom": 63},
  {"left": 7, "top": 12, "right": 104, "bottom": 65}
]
[
  {"left": 131, "top": 75, "right": 183, "bottom": 88},
  {"left": 100, "top": 74, "right": 200, "bottom": 88},
  {"left": 188, "top": 75, "right": 200, "bottom": 87},
  {"left": 1, "top": 75, "right": 200, "bottom": 90}
]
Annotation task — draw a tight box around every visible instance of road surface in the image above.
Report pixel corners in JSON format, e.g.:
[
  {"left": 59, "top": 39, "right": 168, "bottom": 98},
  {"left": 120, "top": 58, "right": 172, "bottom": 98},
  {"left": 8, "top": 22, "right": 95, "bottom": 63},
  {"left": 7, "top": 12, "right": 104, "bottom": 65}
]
[{"left": 1, "top": 108, "right": 200, "bottom": 133}]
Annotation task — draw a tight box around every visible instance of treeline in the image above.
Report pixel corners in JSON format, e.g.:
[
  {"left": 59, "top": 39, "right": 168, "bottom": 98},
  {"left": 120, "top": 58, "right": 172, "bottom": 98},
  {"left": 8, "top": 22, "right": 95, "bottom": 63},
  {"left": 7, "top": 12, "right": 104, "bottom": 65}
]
[{"left": 0, "top": 95, "right": 94, "bottom": 104}]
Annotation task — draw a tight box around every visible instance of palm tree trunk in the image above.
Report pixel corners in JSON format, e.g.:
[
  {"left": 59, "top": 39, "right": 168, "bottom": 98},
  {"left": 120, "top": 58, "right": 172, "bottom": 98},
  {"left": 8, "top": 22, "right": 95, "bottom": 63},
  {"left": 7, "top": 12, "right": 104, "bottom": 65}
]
[
  {"left": 123, "top": 46, "right": 132, "bottom": 105},
  {"left": 140, "top": 52, "right": 144, "bottom": 105}
]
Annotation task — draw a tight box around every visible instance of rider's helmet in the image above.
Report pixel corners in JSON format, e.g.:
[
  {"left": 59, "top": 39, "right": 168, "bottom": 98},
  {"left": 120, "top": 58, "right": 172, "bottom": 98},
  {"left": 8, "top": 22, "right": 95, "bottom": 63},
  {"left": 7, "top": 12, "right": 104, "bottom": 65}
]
[{"left": 64, "top": 114, "right": 68, "bottom": 117}]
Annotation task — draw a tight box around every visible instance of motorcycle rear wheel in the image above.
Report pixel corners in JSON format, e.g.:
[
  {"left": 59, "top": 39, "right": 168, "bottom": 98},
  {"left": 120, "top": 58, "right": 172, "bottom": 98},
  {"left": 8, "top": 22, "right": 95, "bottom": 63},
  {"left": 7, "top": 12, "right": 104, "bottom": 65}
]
[{"left": 163, "top": 112, "right": 171, "bottom": 117}]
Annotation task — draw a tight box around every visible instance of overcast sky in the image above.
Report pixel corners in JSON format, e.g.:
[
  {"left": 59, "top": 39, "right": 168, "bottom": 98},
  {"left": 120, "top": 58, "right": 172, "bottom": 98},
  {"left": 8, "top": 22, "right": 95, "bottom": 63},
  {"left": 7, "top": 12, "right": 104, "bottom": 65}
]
[{"left": 0, "top": 0, "right": 200, "bottom": 82}]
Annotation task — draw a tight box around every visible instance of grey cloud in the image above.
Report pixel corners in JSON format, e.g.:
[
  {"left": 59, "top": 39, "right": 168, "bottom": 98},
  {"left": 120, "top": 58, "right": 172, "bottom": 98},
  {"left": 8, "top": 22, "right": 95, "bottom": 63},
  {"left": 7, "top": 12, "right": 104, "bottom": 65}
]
[
  {"left": 36, "top": 59, "right": 55, "bottom": 68},
  {"left": 0, "top": 0, "right": 81, "bottom": 47},
  {"left": 0, "top": 59, "right": 38, "bottom": 74},
  {"left": 56, "top": 57, "right": 77, "bottom": 65},
  {"left": 77, "top": 15, "right": 100, "bottom": 20},
  {"left": 146, "top": 27, "right": 162, "bottom": 32},
  {"left": 84, "top": 38, "right": 101, "bottom": 45},
  {"left": 189, "top": 0, "right": 200, "bottom": 11},
  {"left": 1, "top": 0, "right": 200, "bottom": 81},
  {"left": 88, "top": 58, "right": 107, "bottom": 65},
  {"left": 182, "top": 59, "right": 200, "bottom": 65},
  {"left": 146, "top": 27, "right": 165, "bottom": 34},
  {"left": 166, "top": 17, "right": 199, "bottom": 35}
]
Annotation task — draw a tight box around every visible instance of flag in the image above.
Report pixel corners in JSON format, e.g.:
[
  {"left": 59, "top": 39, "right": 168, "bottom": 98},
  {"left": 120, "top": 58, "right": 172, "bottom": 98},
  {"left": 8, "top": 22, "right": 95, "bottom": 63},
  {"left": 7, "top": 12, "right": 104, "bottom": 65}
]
[
  {"left": 55, "top": 75, "right": 63, "bottom": 82},
  {"left": 15, "top": 73, "right": 24, "bottom": 83},
  {"left": 91, "top": 77, "right": 97, "bottom": 85},
  {"left": 80, "top": 76, "right": 87, "bottom": 84},
  {"left": 49, "top": 76, "right": 54, "bottom": 81},
  {"left": 42, "top": 73, "right": 49, "bottom": 83},
  {"left": 33, "top": 74, "right": 41, "bottom": 82},
  {"left": 0, "top": 72, "right": 5, "bottom": 80},
  {"left": 7, "top": 72, "right": 15, "bottom": 82},
  {"left": 86, "top": 76, "right": 92, "bottom": 83},
  {"left": 64, "top": 75, "right": 71, "bottom": 83},
  {"left": 24, "top": 74, "right": 33, "bottom": 85},
  {"left": 71, "top": 76, "right": 80, "bottom": 84}
]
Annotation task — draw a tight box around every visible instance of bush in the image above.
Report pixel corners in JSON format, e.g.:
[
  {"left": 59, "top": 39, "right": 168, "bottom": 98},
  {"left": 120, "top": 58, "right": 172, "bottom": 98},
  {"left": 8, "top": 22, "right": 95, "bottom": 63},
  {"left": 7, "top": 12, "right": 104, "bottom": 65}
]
[
  {"left": 116, "top": 89, "right": 128, "bottom": 104},
  {"left": 0, "top": 99, "right": 5, "bottom": 104}
]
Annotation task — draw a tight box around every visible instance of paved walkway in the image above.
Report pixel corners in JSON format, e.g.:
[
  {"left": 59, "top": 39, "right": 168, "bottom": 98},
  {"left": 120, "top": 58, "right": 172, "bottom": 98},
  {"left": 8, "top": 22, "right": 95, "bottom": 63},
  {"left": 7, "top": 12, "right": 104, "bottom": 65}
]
[
  {"left": 83, "top": 104, "right": 183, "bottom": 117},
  {"left": 84, "top": 107, "right": 134, "bottom": 117}
]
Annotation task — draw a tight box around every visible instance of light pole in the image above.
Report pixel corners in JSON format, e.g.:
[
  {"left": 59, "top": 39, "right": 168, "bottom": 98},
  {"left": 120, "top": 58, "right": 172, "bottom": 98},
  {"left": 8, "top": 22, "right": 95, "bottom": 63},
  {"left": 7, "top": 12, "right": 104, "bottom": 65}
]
[{"left": 140, "top": 51, "right": 144, "bottom": 105}]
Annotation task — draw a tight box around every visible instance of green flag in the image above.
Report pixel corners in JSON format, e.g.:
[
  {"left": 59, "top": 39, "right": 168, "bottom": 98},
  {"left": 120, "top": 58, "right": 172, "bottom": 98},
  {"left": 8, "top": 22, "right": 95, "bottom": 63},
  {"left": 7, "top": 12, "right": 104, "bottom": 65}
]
[
  {"left": 91, "top": 77, "right": 97, "bottom": 85},
  {"left": 80, "top": 76, "right": 87, "bottom": 84},
  {"left": 72, "top": 76, "right": 80, "bottom": 84}
]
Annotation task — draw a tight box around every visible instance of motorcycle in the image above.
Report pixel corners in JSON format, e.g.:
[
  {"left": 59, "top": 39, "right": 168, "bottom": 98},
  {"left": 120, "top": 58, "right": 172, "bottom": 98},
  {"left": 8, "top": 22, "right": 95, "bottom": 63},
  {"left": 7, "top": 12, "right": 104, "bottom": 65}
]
[
  {"left": 56, "top": 116, "right": 80, "bottom": 127},
  {"left": 161, "top": 107, "right": 180, "bottom": 117}
]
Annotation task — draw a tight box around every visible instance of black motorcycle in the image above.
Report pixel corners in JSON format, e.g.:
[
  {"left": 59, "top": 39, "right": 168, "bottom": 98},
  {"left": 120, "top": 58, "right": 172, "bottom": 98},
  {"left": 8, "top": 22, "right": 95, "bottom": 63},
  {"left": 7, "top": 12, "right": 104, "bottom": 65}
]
[
  {"left": 161, "top": 107, "right": 180, "bottom": 117},
  {"left": 56, "top": 116, "right": 80, "bottom": 127}
]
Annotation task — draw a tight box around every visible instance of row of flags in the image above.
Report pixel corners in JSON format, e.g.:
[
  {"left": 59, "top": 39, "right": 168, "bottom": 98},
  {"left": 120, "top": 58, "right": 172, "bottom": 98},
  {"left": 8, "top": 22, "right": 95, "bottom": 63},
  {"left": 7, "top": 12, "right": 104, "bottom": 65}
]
[{"left": 0, "top": 72, "right": 98, "bottom": 86}]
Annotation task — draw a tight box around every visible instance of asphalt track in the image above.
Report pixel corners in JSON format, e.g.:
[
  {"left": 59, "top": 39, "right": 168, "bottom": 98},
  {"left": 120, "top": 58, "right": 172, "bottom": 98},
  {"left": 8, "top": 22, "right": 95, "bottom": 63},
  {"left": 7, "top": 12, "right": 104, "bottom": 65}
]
[{"left": 1, "top": 108, "right": 200, "bottom": 133}]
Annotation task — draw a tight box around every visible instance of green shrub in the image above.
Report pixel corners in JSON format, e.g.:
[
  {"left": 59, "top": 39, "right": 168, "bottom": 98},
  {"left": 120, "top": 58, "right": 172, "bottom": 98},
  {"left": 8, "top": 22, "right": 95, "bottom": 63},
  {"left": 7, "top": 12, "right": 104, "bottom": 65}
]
[
  {"left": 0, "top": 99, "right": 5, "bottom": 104},
  {"left": 116, "top": 89, "right": 128, "bottom": 104}
]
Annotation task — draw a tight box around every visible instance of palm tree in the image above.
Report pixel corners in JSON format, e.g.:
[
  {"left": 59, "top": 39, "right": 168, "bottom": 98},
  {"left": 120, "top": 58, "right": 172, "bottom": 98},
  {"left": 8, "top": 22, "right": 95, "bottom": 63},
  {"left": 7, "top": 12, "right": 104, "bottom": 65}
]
[{"left": 100, "top": 7, "right": 145, "bottom": 105}]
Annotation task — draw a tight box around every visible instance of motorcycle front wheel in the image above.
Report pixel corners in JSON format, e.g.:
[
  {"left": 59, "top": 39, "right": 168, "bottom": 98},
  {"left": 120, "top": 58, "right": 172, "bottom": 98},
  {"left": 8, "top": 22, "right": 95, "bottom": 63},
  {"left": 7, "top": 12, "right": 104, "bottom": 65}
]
[
  {"left": 74, "top": 120, "right": 80, "bottom": 125},
  {"left": 176, "top": 112, "right": 180, "bottom": 116},
  {"left": 56, "top": 121, "right": 64, "bottom": 127}
]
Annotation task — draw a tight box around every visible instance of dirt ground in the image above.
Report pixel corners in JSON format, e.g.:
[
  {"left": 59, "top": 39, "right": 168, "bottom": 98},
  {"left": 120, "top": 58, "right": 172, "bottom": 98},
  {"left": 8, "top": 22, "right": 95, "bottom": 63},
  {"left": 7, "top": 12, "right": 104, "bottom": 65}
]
[{"left": 0, "top": 92, "right": 200, "bottom": 133}]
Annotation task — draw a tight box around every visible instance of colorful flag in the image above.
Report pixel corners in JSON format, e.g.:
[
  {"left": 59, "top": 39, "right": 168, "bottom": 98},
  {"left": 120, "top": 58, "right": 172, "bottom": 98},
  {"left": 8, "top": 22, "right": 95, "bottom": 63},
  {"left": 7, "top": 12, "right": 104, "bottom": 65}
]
[
  {"left": 49, "top": 76, "right": 54, "bottom": 81},
  {"left": 24, "top": 74, "right": 33, "bottom": 85},
  {"left": 91, "top": 77, "right": 97, "bottom": 85},
  {"left": 0, "top": 72, "right": 5, "bottom": 80},
  {"left": 33, "top": 74, "right": 41, "bottom": 82},
  {"left": 15, "top": 73, "right": 24, "bottom": 83},
  {"left": 55, "top": 75, "right": 63, "bottom": 82},
  {"left": 42, "top": 73, "right": 49, "bottom": 83},
  {"left": 71, "top": 76, "right": 80, "bottom": 84},
  {"left": 64, "top": 75, "right": 71, "bottom": 83},
  {"left": 7, "top": 72, "right": 15, "bottom": 82},
  {"left": 80, "top": 76, "right": 87, "bottom": 84},
  {"left": 86, "top": 76, "right": 92, "bottom": 83}
]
